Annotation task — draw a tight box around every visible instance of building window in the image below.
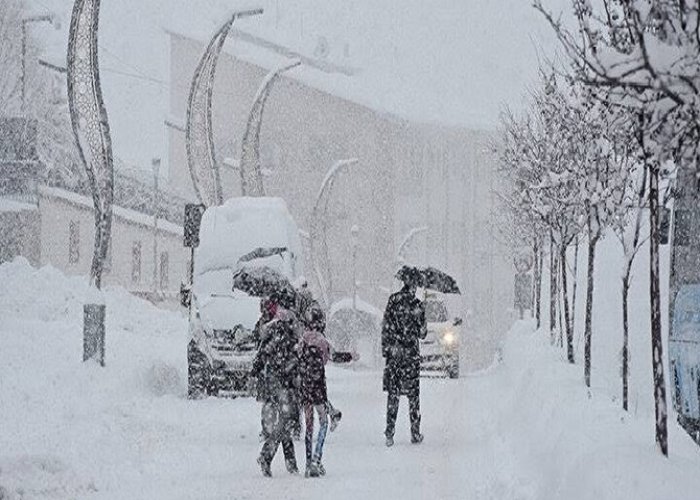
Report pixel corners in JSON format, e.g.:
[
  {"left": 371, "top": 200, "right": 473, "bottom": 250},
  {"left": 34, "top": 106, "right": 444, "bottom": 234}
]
[
  {"left": 159, "top": 252, "right": 169, "bottom": 290},
  {"left": 131, "top": 241, "right": 142, "bottom": 285},
  {"left": 68, "top": 221, "right": 80, "bottom": 264}
]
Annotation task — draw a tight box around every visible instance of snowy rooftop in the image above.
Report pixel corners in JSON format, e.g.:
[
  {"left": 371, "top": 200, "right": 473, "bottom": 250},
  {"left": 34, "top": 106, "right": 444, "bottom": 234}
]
[
  {"left": 39, "top": 186, "right": 183, "bottom": 235},
  {"left": 0, "top": 197, "right": 37, "bottom": 213}
]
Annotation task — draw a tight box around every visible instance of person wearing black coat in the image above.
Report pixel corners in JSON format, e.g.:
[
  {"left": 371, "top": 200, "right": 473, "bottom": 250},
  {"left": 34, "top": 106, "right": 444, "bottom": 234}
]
[
  {"left": 381, "top": 280, "right": 427, "bottom": 446},
  {"left": 250, "top": 301, "right": 302, "bottom": 477}
]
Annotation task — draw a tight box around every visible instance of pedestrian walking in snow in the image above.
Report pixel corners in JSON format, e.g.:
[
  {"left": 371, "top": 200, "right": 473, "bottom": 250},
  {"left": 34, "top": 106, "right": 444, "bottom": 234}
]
[
  {"left": 252, "top": 297, "right": 276, "bottom": 441},
  {"left": 299, "top": 307, "right": 332, "bottom": 477},
  {"left": 250, "top": 296, "right": 302, "bottom": 477},
  {"left": 381, "top": 272, "right": 427, "bottom": 446}
]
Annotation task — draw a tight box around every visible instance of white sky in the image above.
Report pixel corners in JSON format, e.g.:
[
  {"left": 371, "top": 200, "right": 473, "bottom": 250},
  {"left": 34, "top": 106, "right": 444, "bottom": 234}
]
[{"left": 28, "top": 0, "right": 568, "bottom": 173}]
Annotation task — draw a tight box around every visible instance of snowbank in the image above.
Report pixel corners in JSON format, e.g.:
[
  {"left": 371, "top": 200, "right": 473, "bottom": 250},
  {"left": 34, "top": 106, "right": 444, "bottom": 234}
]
[
  {"left": 0, "top": 258, "right": 187, "bottom": 498},
  {"left": 494, "top": 321, "right": 700, "bottom": 499},
  {"left": 2, "top": 256, "right": 699, "bottom": 499}
]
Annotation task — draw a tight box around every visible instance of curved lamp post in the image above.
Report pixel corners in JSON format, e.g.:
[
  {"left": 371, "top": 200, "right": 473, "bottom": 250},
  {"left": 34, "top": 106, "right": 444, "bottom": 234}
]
[
  {"left": 310, "top": 158, "right": 359, "bottom": 307},
  {"left": 396, "top": 226, "right": 429, "bottom": 267},
  {"left": 239, "top": 59, "right": 301, "bottom": 196},
  {"left": 185, "top": 8, "right": 263, "bottom": 207},
  {"left": 67, "top": 0, "right": 113, "bottom": 365}
]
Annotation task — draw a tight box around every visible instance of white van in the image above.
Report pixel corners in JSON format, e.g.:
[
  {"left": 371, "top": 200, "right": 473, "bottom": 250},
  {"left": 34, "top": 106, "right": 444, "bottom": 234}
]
[{"left": 185, "top": 197, "right": 303, "bottom": 398}]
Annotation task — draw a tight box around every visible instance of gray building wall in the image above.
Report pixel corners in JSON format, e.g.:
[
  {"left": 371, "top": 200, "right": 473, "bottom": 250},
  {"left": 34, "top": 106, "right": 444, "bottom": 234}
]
[
  {"left": 168, "top": 33, "right": 396, "bottom": 308},
  {"left": 167, "top": 32, "right": 514, "bottom": 368},
  {"left": 37, "top": 187, "right": 188, "bottom": 297}
]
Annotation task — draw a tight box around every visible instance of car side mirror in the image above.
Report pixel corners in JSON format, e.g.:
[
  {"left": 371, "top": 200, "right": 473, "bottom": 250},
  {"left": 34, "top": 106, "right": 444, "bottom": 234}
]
[{"left": 453, "top": 317, "right": 463, "bottom": 326}]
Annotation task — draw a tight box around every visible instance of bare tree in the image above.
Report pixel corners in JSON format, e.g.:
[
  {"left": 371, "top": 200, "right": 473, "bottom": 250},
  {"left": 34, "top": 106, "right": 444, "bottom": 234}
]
[
  {"left": 532, "top": 0, "right": 700, "bottom": 456},
  {"left": 0, "top": 0, "right": 80, "bottom": 186},
  {"left": 609, "top": 112, "right": 648, "bottom": 411}
]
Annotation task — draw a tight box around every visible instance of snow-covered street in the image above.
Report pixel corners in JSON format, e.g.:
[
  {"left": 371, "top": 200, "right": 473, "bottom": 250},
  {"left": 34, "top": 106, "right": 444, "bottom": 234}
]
[{"left": 2, "top": 259, "right": 700, "bottom": 500}]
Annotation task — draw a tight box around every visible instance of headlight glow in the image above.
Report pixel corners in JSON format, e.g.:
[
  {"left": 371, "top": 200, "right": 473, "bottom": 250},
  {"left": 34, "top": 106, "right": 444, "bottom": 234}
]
[{"left": 442, "top": 330, "right": 456, "bottom": 345}]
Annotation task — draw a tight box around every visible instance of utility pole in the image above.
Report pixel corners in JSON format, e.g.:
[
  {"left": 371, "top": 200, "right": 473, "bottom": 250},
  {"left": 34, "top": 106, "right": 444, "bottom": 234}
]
[{"left": 152, "top": 157, "right": 161, "bottom": 294}]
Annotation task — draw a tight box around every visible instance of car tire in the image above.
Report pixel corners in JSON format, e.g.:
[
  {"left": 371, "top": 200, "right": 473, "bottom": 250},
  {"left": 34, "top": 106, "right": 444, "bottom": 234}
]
[
  {"left": 447, "top": 354, "right": 460, "bottom": 379},
  {"left": 188, "top": 340, "right": 211, "bottom": 399}
]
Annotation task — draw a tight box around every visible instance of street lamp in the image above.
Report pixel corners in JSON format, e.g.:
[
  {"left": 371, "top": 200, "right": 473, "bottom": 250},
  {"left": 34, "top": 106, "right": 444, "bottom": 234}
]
[
  {"left": 396, "top": 226, "right": 428, "bottom": 267},
  {"left": 350, "top": 224, "right": 360, "bottom": 310},
  {"left": 310, "top": 158, "right": 359, "bottom": 307},
  {"left": 21, "top": 14, "right": 60, "bottom": 112}
]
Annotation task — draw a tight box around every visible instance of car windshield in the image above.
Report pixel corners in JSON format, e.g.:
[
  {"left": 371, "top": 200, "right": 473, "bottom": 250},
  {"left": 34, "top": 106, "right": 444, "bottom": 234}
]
[{"left": 425, "top": 300, "right": 448, "bottom": 323}]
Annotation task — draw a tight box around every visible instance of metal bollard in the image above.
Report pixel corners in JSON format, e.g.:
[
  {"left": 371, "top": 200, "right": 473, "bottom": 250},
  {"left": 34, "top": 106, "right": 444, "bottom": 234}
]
[{"left": 83, "top": 303, "right": 106, "bottom": 366}]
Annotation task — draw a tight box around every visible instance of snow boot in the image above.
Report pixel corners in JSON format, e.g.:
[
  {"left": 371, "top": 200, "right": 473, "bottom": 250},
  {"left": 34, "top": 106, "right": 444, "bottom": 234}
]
[
  {"left": 411, "top": 433, "right": 424, "bottom": 444},
  {"left": 305, "top": 461, "right": 320, "bottom": 478},
  {"left": 317, "top": 461, "right": 326, "bottom": 476},
  {"left": 286, "top": 458, "right": 299, "bottom": 474},
  {"left": 385, "top": 435, "right": 394, "bottom": 447},
  {"left": 257, "top": 455, "right": 272, "bottom": 477}
]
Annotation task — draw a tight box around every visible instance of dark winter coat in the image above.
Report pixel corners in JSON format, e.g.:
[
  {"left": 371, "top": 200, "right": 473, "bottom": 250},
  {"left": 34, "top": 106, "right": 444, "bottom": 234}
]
[
  {"left": 300, "top": 329, "right": 331, "bottom": 405},
  {"left": 250, "top": 308, "right": 301, "bottom": 404},
  {"left": 381, "top": 287, "right": 427, "bottom": 397}
]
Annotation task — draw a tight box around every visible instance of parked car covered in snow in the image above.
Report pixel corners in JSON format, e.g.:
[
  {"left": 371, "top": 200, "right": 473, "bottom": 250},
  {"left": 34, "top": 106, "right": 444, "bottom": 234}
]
[
  {"left": 327, "top": 298, "right": 383, "bottom": 368},
  {"left": 420, "top": 293, "right": 463, "bottom": 378},
  {"left": 184, "top": 197, "right": 303, "bottom": 398}
]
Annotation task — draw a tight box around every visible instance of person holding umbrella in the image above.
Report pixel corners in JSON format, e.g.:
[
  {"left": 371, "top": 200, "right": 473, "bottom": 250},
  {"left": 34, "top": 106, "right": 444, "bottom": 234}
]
[
  {"left": 249, "top": 290, "right": 302, "bottom": 477},
  {"left": 381, "top": 267, "right": 428, "bottom": 446},
  {"left": 235, "top": 266, "right": 302, "bottom": 477}
]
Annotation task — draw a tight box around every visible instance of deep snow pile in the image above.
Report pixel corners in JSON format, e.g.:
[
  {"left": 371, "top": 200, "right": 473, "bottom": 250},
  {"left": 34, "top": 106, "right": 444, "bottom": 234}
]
[
  {"left": 1, "top": 257, "right": 700, "bottom": 499},
  {"left": 546, "top": 232, "right": 670, "bottom": 418},
  {"left": 0, "top": 258, "right": 187, "bottom": 498},
  {"left": 493, "top": 321, "right": 700, "bottom": 500}
]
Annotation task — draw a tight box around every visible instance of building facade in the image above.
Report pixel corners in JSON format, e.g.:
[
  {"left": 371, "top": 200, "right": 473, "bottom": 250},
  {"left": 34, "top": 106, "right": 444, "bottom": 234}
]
[
  {"left": 0, "top": 186, "right": 188, "bottom": 303},
  {"left": 167, "top": 30, "right": 515, "bottom": 368},
  {"left": 0, "top": 116, "right": 189, "bottom": 304}
]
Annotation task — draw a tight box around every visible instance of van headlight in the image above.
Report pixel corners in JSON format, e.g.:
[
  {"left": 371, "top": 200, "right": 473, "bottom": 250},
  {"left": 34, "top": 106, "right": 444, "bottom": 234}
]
[{"left": 442, "top": 330, "right": 457, "bottom": 345}]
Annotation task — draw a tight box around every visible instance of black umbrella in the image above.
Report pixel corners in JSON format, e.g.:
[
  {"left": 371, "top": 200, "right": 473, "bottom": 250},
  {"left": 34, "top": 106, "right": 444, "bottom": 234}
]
[
  {"left": 395, "top": 265, "right": 425, "bottom": 287},
  {"left": 232, "top": 266, "right": 297, "bottom": 308},
  {"left": 421, "top": 266, "right": 460, "bottom": 294},
  {"left": 237, "top": 246, "right": 289, "bottom": 265},
  {"left": 395, "top": 265, "right": 461, "bottom": 294}
]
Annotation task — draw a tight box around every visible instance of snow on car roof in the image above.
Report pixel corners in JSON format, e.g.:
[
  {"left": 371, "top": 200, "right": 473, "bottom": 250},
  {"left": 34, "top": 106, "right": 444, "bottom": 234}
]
[
  {"left": 329, "top": 296, "right": 382, "bottom": 318},
  {"left": 195, "top": 196, "right": 303, "bottom": 278}
]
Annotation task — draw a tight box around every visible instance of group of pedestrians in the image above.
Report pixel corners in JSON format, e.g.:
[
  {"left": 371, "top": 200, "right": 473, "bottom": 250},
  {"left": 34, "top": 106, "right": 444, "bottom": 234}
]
[
  {"left": 250, "top": 287, "right": 341, "bottom": 478},
  {"left": 250, "top": 274, "right": 428, "bottom": 478}
]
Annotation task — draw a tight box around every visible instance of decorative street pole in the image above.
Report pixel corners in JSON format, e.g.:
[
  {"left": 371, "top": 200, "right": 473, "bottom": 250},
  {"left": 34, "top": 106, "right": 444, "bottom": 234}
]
[
  {"left": 239, "top": 59, "right": 300, "bottom": 196},
  {"left": 310, "top": 158, "right": 358, "bottom": 307},
  {"left": 185, "top": 8, "right": 263, "bottom": 207},
  {"left": 396, "top": 226, "right": 428, "bottom": 268},
  {"left": 350, "top": 224, "right": 360, "bottom": 311},
  {"left": 67, "top": 0, "right": 113, "bottom": 366}
]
